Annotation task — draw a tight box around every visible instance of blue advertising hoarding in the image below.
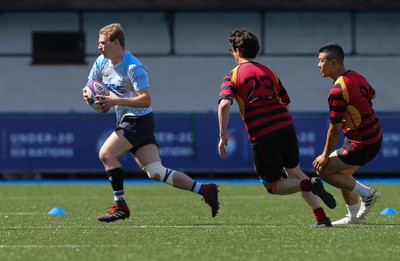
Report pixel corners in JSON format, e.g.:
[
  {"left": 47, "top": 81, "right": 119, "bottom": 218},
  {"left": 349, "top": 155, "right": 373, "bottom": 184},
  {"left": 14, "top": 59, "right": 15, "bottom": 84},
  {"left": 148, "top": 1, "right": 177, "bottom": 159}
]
[{"left": 0, "top": 112, "right": 399, "bottom": 174}]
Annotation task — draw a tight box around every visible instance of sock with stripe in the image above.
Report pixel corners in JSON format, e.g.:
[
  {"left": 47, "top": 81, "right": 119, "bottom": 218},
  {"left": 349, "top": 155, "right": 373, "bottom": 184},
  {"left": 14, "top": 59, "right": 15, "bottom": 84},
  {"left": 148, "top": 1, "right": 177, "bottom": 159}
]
[
  {"left": 113, "top": 190, "right": 126, "bottom": 205},
  {"left": 190, "top": 181, "right": 205, "bottom": 195},
  {"left": 107, "top": 167, "right": 126, "bottom": 205}
]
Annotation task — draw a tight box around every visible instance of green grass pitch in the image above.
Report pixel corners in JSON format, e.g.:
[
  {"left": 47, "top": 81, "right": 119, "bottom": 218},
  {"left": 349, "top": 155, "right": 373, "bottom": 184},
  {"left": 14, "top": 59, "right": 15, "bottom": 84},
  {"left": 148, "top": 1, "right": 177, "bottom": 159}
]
[{"left": 0, "top": 181, "right": 399, "bottom": 260}]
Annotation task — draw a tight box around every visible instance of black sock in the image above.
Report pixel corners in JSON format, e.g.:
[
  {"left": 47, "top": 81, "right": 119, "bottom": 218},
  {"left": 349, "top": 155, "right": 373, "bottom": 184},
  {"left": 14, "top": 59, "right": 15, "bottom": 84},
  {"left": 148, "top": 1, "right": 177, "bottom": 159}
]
[{"left": 107, "top": 167, "right": 124, "bottom": 191}]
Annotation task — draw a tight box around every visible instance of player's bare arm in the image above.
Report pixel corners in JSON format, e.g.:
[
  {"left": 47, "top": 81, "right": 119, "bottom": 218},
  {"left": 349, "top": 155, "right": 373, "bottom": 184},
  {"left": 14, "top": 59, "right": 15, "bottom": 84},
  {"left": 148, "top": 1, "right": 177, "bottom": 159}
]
[
  {"left": 218, "top": 98, "right": 232, "bottom": 158},
  {"left": 97, "top": 88, "right": 151, "bottom": 108},
  {"left": 313, "top": 122, "right": 341, "bottom": 172}
]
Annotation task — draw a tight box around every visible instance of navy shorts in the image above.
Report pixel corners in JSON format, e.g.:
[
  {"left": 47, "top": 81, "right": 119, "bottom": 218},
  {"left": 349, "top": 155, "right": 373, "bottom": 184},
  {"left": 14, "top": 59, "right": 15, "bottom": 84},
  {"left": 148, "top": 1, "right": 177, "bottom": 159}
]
[
  {"left": 251, "top": 125, "right": 299, "bottom": 185},
  {"left": 116, "top": 112, "right": 158, "bottom": 155},
  {"left": 337, "top": 138, "right": 382, "bottom": 166}
]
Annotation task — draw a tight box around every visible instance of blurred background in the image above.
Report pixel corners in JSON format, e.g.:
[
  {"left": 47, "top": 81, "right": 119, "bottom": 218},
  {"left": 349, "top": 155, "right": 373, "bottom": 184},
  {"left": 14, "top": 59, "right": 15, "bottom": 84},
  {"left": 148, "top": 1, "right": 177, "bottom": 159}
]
[{"left": 1, "top": 0, "right": 399, "bottom": 179}]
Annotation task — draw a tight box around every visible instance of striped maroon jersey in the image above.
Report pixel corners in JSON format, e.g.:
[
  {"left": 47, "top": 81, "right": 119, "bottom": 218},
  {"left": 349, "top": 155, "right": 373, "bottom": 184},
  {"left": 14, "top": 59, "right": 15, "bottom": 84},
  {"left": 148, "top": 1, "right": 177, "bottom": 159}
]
[
  {"left": 328, "top": 70, "right": 382, "bottom": 146},
  {"left": 219, "top": 62, "right": 293, "bottom": 142}
]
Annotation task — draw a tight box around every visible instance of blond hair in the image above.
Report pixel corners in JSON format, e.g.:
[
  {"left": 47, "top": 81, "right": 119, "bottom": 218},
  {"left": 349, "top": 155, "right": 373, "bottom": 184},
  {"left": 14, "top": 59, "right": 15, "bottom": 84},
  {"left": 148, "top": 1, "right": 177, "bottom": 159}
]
[{"left": 99, "top": 23, "right": 125, "bottom": 48}]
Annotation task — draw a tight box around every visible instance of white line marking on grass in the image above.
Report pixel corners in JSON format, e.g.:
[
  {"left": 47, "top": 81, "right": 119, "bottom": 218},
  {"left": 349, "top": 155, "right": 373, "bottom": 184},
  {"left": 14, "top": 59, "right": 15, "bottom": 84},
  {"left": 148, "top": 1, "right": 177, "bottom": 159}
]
[
  {"left": 0, "top": 213, "right": 45, "bottom": 215},
  {"left": 131, "top": 224, "right": 291, "bottom": 228},
  {"left": 0, "top": 245, "right": 89, "bottom": 249}
]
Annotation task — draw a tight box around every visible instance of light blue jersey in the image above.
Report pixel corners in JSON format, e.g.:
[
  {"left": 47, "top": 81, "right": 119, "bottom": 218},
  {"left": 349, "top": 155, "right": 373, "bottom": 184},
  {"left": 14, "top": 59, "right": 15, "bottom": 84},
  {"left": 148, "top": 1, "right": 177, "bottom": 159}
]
[{"left": 88, "top": 51, "right": 153, "bottom": 124}]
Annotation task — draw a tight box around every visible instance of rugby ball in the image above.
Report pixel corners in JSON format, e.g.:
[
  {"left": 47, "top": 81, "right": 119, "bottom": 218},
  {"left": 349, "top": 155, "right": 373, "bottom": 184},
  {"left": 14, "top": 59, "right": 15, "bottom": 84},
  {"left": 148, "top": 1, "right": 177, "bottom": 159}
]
[{"left": 84, "top": 80, "right": 110, "bottom": 113}]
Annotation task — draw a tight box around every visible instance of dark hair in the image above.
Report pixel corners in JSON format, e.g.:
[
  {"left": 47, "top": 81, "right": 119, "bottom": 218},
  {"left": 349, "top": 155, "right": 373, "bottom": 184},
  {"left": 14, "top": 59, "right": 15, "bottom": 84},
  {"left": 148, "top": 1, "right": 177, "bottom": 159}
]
[
  {"left": 319, "top": 43, "right": 344, "bottom": 64},
  {"left": 228, "top": 27, "right": 260, "bottom": 59}
]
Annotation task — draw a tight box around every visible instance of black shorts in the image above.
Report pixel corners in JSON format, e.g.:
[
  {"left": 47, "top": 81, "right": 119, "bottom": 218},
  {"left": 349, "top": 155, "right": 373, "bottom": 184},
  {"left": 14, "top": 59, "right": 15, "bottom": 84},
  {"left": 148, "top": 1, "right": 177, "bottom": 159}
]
[
  {"left": 251, "top": 125, "right": 299, "bottom": 185},
  {"left": 337, "top": 138, "right": 382, "bottom": 166},
  {"left": 116, "top": 112, "right": 158, "bottom": 155}
]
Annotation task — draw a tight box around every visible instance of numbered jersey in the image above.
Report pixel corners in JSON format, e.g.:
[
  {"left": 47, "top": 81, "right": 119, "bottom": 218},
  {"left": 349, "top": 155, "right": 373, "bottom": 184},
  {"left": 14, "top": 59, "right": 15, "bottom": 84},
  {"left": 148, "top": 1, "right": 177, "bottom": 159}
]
[
  {"left": 329, "top": 70, "right": 382, "bottom": 146},
  {"left": 219, "top": 61, "right": 293, "bottom": 142}
]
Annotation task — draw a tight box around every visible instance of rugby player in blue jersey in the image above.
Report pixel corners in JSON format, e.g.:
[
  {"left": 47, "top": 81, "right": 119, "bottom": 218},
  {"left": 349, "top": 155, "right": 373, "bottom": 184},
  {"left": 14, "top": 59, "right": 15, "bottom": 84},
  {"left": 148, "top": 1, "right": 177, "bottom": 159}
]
[{"left": 82, "top": 23, "right": 219, "bottom": 222}]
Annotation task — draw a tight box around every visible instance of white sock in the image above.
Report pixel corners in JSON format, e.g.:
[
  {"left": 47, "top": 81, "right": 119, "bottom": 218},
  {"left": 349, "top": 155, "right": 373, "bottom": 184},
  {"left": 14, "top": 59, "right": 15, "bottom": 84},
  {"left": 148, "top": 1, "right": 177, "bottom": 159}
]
[
  {"left": 190, "top": 181, "right": 203, "bottom": 194},
  {"left": 346, "top": 203, "right": 360, "bottom": 219},
  {"left": 352, "top": 181, "right": 372, "bottom": 197}
]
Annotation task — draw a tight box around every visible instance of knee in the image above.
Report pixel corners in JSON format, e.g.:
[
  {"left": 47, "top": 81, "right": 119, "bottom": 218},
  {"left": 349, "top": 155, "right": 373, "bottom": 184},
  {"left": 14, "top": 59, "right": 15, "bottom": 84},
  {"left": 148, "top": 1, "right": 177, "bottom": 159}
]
[
  {"left": 316, "top": 169, "right": 329, "bottom": 179},
  {"left": 99, "top": 148, "right": 112, "bottom": 164},
  {"left": 142, "top": 162, "right": 174, "bottom": 185}
]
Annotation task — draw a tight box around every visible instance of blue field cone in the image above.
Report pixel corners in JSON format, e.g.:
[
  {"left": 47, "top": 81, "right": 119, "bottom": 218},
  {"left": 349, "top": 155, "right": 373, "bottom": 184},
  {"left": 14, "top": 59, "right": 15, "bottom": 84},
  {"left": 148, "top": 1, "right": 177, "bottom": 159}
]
[
  {"left": 380, "top": 208, "right": 398, "bottom": 215},
  {"left": 48, "top": 207, "right": 67, "bottom": 215}
]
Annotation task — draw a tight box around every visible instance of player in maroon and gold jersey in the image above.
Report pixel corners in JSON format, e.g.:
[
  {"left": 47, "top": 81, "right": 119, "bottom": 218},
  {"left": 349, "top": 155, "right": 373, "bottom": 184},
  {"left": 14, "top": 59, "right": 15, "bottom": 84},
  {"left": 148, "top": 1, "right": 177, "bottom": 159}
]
[
  {"left": 314, "top": 43, "right": 382, "bottom": 225},
  {"left": 218, "top": 27, "right": 336, "bottom": 227}
]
